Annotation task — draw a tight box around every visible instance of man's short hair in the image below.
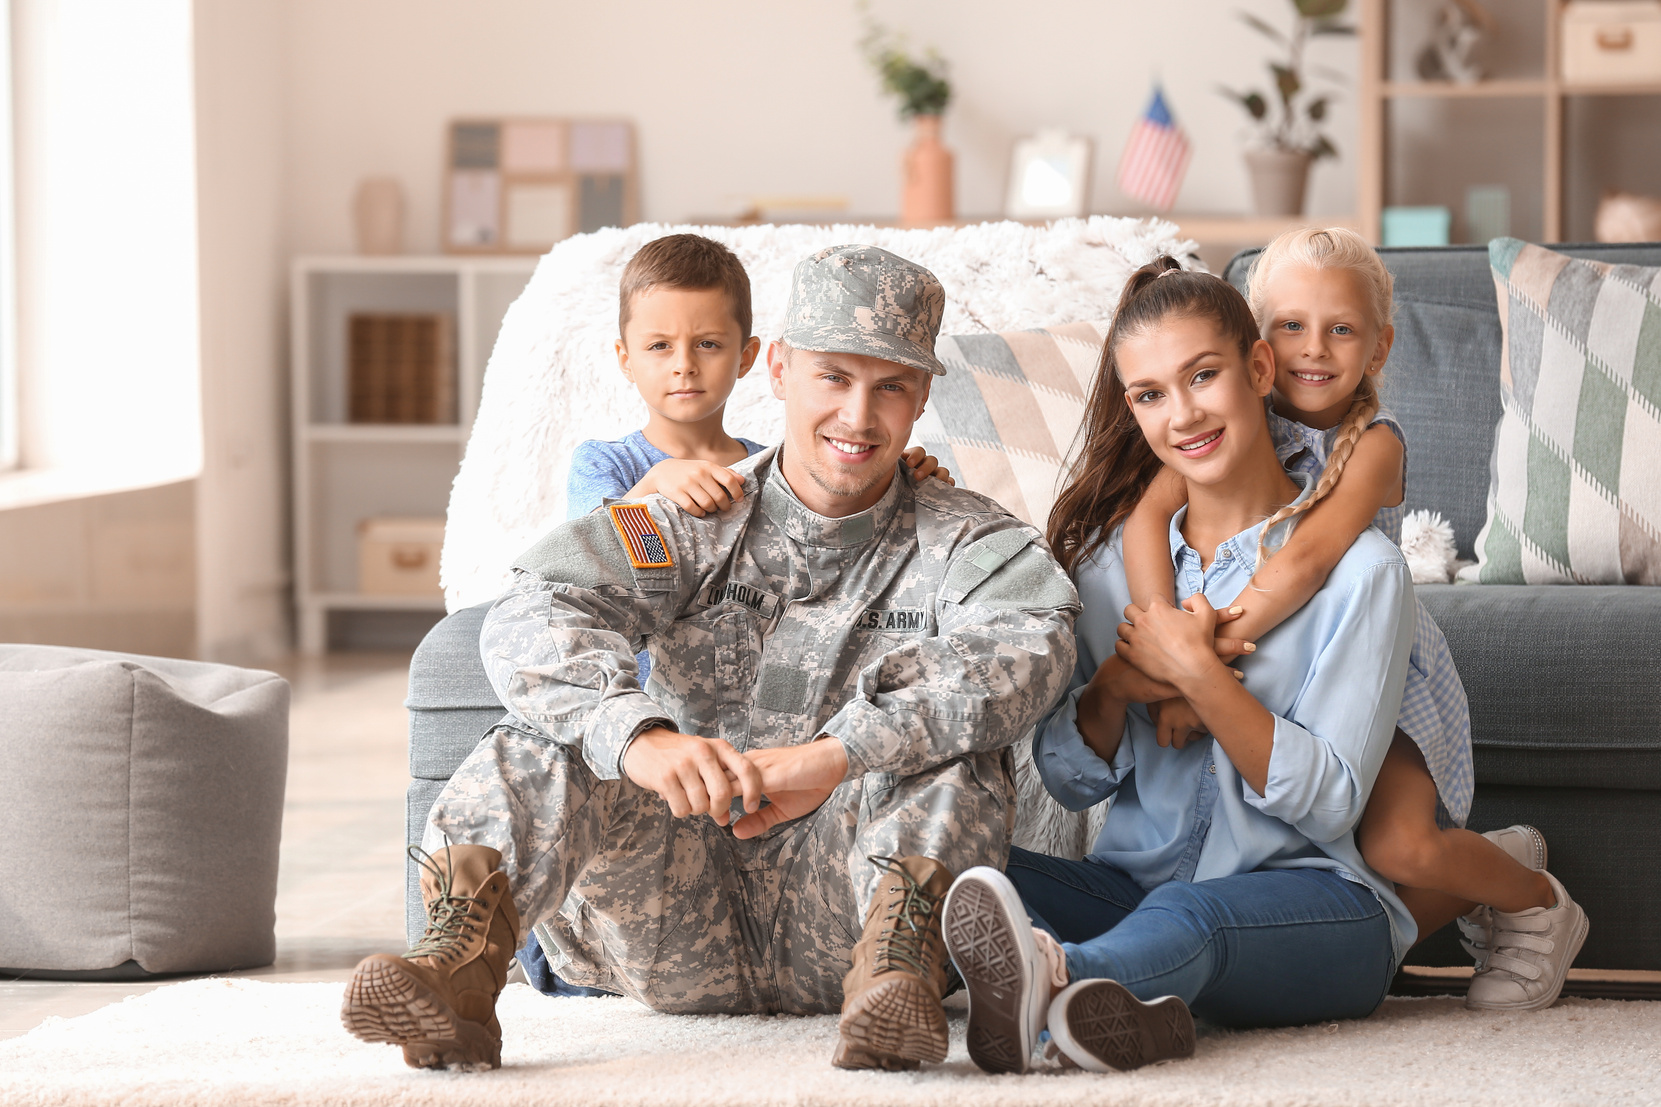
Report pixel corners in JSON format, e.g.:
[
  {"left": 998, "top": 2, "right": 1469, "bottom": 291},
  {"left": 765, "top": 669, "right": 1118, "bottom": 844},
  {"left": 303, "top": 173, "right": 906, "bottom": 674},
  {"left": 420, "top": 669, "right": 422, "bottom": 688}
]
[{"left": 618, "top": 234, "right": 753, "bottom": 340}]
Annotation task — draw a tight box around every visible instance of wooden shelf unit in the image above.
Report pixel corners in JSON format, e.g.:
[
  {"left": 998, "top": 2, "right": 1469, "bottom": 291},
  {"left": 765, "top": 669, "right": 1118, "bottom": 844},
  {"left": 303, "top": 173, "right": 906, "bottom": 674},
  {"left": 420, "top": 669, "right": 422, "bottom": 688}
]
[
  {"left": 1358, "top": 0, "right": 1661, "bottom": 244},
  {"left": 290, "top": 255, "right": 537, "bottom": 653}
]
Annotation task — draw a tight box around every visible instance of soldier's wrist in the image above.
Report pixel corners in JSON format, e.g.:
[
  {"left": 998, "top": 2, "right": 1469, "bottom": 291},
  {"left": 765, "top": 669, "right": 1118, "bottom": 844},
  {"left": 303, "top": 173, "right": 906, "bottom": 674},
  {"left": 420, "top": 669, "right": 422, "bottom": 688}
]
[
  {"left": 618, "top": 717, "right": 677, "bottom": 772},
  {"left": 816, "top": 732, "right": 864, "bottom": 781}
]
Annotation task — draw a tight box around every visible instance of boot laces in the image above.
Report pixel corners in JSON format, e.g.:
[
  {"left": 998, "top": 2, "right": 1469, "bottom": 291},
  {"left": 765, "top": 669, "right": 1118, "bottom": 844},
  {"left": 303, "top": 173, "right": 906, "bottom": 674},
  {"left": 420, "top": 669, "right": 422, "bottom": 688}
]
[
  {"left": 405, "top": 845, "right": 488, "bottom": 965},
  {"left": 868, "top": 854, "right": 941, "bottom": 978}
]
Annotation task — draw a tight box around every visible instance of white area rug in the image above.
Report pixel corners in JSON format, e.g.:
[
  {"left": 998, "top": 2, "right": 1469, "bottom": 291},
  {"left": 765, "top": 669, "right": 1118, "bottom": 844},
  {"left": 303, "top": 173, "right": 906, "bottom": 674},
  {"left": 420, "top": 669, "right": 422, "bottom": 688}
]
[
  {"left": 3, "top": 980, "right": 1658, "bottom": 1106},
  {"left": 441, "top": 217, "right": 1195, "bottom": 611}
]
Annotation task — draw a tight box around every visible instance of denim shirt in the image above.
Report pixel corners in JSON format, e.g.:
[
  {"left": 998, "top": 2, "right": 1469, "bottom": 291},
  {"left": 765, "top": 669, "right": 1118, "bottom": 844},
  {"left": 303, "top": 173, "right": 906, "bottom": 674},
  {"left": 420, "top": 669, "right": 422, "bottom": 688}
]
[{"left": 1033, "top": 473, "right": 1419, "bottom": 964}]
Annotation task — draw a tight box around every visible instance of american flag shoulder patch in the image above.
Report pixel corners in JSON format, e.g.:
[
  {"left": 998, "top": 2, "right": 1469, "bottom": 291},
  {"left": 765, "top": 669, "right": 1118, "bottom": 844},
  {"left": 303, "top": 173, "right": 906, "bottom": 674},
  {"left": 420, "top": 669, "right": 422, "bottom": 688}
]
[{"left": 608, "top": 503, "right": 674, "bottom": 570}]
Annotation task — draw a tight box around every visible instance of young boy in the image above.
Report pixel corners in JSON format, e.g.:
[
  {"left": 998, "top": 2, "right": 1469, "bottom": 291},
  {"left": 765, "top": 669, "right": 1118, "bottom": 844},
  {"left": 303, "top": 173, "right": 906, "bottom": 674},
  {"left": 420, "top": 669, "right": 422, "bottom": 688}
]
[
  {"left": 568, "top": 233, "right": 949, "bottom": 524},
  {"left": 523, "top": 233, "right": 951, "bottom": 998},
  {"left": 566, "top": 233, "right": 769, "bottom": 524}
]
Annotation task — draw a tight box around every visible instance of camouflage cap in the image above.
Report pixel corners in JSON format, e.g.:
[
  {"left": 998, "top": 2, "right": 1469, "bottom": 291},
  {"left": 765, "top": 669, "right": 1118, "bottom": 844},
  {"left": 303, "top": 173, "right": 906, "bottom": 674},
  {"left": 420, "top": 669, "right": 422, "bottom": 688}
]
[{"left": 780, "top": 245, "right": 947, "bottom": 376}]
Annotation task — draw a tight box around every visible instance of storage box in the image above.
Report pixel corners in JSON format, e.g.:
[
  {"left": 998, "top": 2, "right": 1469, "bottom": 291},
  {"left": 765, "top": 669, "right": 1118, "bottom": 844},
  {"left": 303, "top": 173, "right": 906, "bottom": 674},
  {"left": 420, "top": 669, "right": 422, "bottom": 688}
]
[
  {"left": 1562, "top": 1, "right": 1661, "bottom": 84},
  {"left": 348, "top": 313, "right": 456, "bottom": 424},
  {"left": 357, "top": 517, "right": 445, "bottom": 595}
]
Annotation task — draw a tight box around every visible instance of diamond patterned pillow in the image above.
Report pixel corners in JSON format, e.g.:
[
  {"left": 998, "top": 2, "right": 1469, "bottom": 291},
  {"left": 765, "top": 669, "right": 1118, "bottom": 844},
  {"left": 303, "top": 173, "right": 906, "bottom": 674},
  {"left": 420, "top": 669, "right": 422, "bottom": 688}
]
[
  {"left": 910, "top": 321, "right": 1109, "bottom": 530},
  {"left": 1463, "top": 238, "right": 1661, "bottom": 584}
]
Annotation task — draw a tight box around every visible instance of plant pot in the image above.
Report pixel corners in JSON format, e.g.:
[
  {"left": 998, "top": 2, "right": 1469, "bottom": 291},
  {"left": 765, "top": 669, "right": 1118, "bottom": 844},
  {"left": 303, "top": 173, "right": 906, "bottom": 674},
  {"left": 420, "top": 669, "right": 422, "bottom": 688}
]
[
  {"left": 1244, "top": 148, "right": 1313, "bottom": 218},
  {"left": 901, "top": 115, "right": 955, "bottom": 227}
]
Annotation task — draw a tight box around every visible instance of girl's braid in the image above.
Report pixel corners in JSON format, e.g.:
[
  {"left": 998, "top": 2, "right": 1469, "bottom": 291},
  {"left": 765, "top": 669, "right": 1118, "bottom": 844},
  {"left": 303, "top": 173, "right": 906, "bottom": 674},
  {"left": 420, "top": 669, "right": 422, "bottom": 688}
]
[{"left": 1254, "top": 374, "right": 1381, "bottom": 569}]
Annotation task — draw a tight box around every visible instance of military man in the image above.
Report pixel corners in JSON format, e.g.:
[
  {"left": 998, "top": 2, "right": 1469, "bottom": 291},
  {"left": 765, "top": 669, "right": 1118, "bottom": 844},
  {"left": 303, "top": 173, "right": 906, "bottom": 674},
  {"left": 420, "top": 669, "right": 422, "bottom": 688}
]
[{"left": 341, "top": 245, "right": 1080, "bottom": 1072}]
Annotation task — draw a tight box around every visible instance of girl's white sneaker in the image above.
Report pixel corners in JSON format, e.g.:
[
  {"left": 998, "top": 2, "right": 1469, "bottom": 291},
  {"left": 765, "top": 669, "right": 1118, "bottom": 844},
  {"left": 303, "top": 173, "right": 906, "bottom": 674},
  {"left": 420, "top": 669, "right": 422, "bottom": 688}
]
[{"left": 1465, "top": 870, "right": 1588, "bottom": 1011}]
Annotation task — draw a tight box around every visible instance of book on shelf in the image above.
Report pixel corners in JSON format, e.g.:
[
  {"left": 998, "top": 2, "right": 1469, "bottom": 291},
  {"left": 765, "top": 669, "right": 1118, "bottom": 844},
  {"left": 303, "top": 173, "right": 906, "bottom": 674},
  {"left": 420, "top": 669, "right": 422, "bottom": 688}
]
[{"left": 348, "top": 313, "right": 457, "bottom": 424}]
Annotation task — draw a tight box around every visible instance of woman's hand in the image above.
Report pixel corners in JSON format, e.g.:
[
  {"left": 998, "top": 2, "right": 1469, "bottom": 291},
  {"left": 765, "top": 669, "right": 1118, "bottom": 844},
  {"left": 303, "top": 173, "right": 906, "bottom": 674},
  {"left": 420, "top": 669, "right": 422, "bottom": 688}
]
[
  {"left": 1150, "top": 698, "right": 1207, "bottom": 749},
  {"left": 1074, "top": 655, "right": 1178, "bottom": 763},
  {"left": 1089, "top": 653, "right": 1181, "bottom": 705},
  {"left": 1211, "top": 604, "right": 1255, "bottom": 664},
  {"left": 1116, "top": 594, "right": 1235, "bottom": 693}
]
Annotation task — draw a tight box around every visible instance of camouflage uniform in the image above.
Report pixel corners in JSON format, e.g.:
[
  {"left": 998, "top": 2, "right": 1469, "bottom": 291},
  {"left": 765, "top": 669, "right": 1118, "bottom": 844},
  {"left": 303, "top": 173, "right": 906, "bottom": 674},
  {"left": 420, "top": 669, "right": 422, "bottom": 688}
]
[{"left": 428, "top": 447, "right": 1078, "bottom": 1015}]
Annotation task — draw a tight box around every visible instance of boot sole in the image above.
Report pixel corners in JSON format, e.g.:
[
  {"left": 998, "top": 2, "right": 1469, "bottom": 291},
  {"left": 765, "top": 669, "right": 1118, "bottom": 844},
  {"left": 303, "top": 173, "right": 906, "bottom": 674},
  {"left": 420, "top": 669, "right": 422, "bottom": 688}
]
[
  {"left": 341, "top": 955, "right": 502, "bottom": 1070},
  {"left": 835, "top": 974, "right": 948, "bottom": 1068},
  {"left": 942, "top": 869, "right": 1045, "bottom": 1075},
  {"left": 1048, "top": 980, "right": 1195, "bottom": 1072}
]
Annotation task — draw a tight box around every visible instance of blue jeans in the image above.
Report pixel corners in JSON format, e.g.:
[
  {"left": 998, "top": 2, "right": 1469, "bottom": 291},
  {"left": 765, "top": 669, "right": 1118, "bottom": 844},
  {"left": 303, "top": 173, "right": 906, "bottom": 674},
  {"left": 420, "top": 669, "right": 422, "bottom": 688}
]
[{"left": 1005, "top": 847, "right": 1396, "bottom": 1028}]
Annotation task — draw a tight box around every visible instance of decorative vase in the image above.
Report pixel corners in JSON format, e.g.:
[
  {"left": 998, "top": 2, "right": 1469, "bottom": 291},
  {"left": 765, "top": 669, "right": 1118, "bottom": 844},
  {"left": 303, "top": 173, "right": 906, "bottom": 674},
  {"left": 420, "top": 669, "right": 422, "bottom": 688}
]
[
  {"left": 1244, "top": 148, "right": 1313, "bottom": 218},
  {"left": 353, "top": 177, "right": 406, "bottom": 256},
  {"left": 901, "top": 115, "right": 955, "bottom": 227}
]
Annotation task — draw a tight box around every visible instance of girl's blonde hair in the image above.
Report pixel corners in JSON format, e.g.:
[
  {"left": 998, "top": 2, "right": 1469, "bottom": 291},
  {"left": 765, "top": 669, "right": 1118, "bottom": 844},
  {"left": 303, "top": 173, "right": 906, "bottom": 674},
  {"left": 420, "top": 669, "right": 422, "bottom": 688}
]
[{"left": 1245, "top": 227, "right": 1394, "bottom": 566}]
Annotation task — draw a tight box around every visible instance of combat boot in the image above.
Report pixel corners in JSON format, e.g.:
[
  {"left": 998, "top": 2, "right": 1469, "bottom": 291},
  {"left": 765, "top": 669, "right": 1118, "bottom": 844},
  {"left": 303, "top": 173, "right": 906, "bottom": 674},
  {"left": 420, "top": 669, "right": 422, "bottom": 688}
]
[
  {"left": 833, "top": 854, "right": 953, "bottom": 1071},
  {"left": 341, "top": 844, "right": 521, "bottom": 1070}
]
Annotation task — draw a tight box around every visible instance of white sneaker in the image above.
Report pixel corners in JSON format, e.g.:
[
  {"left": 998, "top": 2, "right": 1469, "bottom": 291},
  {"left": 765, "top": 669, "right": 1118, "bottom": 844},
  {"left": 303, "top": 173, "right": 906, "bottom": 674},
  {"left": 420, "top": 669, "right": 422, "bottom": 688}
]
[
  {"left": 941, "top": 867, "right": 1048, "bottom": 1074},
  {"left": 1465, "top": 870, "right": 1588, "bottom": 1011},
  {"left": 1458, "top": 825, "right": 1549, "bottom": 968},
  {"left": 1047, "top": 979, "right": 1195, "bottom": 1072}
]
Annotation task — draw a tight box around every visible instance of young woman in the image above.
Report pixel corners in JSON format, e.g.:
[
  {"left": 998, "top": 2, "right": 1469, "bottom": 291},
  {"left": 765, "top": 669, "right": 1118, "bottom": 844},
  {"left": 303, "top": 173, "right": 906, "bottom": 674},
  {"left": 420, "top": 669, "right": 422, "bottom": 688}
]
[
  {"left": 1116, "top": 228, "right": 1581, "bottom": 1011},
  {"left": 941, "top": 260, "right": 1418, "bottom": 1075}
]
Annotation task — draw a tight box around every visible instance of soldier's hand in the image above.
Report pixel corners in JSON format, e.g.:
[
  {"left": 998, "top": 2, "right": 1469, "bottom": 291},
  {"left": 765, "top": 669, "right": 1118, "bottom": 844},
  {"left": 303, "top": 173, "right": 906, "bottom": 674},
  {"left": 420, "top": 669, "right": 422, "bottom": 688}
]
[
  {"left": 901, "top": 446, "right": 954, "bottom": 487},
  {"left": 731, "top": 739, "right": 848, "bottom": 840},
  {"left": 622, "top": 728, "right": 763, "bottom": 825},
  {"left": 638, "top": 459, "right": 747, "bottom": 517}
]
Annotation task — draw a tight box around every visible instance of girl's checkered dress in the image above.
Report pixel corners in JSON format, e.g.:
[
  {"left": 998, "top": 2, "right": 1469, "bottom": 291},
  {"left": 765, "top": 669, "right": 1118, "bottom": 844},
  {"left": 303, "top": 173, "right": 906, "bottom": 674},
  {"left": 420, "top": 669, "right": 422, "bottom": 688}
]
[{"left": 1267, "top": 405, "right": 1474, "bottom": 828}]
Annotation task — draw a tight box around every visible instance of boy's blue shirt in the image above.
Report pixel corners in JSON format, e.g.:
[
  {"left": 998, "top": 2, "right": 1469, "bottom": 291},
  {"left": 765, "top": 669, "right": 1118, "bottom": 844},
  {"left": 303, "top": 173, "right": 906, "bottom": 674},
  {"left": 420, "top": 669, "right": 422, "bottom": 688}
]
[{"left": 564, "top": 429, "right": 767, "bottom": 685}]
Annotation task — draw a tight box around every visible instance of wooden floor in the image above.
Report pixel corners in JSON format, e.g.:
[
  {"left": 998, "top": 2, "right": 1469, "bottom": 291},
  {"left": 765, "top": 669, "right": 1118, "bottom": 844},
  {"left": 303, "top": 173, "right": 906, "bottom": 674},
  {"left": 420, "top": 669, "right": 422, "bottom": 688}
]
[{"left": 1, "top": 652, "right": 414, "bottom": 1040}]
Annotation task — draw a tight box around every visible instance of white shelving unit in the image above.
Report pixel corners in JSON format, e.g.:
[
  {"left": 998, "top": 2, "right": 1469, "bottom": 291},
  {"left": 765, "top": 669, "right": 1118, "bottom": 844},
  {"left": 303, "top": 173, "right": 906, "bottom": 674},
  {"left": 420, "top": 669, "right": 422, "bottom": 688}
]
[{"left": 291, "top": 255, "right": 537, "bottom": 653}]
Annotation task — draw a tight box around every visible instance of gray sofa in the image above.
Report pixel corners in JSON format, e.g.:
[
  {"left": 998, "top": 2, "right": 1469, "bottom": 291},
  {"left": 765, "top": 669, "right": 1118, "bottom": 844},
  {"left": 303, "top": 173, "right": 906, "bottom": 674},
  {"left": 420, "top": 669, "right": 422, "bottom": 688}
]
[{"left": 405, "top": 241, "right": 1661, "bottom": 989}]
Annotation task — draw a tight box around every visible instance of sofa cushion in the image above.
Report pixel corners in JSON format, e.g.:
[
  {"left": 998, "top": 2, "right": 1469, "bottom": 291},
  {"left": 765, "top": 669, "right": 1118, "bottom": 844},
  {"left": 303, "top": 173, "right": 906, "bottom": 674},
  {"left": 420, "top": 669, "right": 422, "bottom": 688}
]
[
  {"left": 1418, "top": 583, "right": 1661, "bottom": 789},
  {"left": 0, "top": 645, "right": 288, "bottom": 976},
  {"left": 407, "top": 602, "right": 503, "bottom": 779},
  {"left": 1461, "top": 238, "right": 1661, "bottom": 584},
  {"left": 914, "top": 321, "right": 1107, "bottom": 529},
  {"left": 1224, "top": 242, "right": 1661, "bottom": 560}
]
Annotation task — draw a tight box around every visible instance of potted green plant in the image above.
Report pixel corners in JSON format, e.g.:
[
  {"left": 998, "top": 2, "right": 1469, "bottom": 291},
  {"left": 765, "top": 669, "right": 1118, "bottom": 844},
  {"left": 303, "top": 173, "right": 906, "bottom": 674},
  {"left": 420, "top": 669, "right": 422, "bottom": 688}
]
[
  {"left": 1221, "top": 0, "right": 1353, "bottom": 216},
  {"left": 860, "top": 13, "right": 954, "bottom": 226}
]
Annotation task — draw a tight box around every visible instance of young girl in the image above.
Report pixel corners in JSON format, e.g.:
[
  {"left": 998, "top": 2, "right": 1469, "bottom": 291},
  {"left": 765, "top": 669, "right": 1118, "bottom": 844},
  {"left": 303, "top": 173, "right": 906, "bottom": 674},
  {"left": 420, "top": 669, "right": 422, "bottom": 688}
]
[{"left": 1118, "top": 228, "right": 1584, "bottom": 1011}]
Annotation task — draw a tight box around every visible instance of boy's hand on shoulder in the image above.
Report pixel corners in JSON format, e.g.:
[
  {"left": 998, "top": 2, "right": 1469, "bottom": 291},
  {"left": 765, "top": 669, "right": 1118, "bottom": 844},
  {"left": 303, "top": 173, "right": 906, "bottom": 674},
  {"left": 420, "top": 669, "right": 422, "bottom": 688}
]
[
  {"left": 901, "top": 446, "right": 954, "bottom": 486},
  {"left": 639, "top": 458, "right": 747, "bottom": 517}
]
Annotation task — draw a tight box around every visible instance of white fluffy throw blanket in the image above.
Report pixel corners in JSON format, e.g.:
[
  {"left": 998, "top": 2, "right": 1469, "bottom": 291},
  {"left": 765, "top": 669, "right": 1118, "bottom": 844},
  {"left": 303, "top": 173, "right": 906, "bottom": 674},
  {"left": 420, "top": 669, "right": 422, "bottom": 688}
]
[{"left": 441, "top": 217, "right": 1195, "bottom": 610}]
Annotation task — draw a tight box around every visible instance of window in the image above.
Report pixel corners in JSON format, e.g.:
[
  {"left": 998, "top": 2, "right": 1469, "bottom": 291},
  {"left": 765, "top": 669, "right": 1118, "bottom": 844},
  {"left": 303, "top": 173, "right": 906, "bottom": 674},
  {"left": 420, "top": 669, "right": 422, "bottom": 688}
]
[{"left": 0, "top": 0, "right": 15, "bottom": 472}]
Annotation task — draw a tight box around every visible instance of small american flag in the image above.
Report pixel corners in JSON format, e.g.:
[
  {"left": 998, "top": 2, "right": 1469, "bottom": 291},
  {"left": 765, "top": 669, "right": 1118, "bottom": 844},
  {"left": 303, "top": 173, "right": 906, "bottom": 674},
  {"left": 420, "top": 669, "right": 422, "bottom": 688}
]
[
  {"left": 1117, "top": 86, "right": 1192, "bottom": 212},
  {"left": 609, "top": 504, "right": 673, "bottom": 569}
]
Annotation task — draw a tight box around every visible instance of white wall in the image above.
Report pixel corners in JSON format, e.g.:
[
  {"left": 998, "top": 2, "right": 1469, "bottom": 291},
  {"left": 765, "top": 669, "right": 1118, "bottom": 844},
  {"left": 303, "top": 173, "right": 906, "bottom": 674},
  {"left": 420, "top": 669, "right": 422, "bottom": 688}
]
[
  {"left": 193, "top": 0, "right": 290, "bottom": 663},
  {"left": 282, "top": 0, "right": 1360, "bottom": 255},
  {"left": 12, "top": 0, "right": 201, "bottom": 480}
]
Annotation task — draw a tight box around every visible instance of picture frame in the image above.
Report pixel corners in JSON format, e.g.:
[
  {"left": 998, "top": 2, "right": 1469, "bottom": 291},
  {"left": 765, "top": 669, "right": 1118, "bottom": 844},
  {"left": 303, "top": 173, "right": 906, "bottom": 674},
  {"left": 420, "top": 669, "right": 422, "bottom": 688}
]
[
  {"left": 443, "top": 117, "right": 640, "bottom": 254},
  {"left": 1004, "top": 130, "right": 1094, "bottom": 220}
]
